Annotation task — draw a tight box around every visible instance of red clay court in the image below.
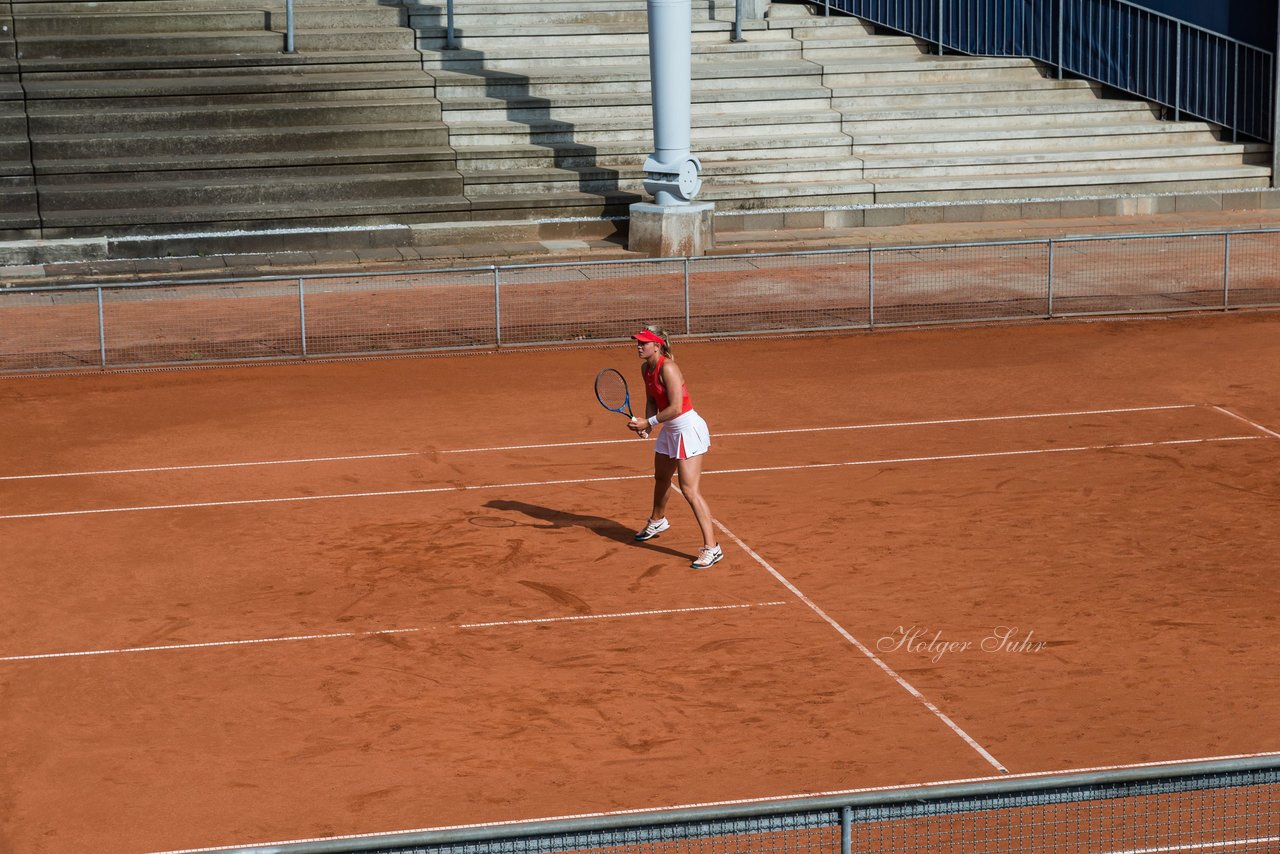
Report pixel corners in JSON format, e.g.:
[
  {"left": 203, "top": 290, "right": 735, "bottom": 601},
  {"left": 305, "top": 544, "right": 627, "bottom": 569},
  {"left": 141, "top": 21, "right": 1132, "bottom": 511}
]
[{"left": 2, "top": 312, "right": 1279, "bottom": 853}]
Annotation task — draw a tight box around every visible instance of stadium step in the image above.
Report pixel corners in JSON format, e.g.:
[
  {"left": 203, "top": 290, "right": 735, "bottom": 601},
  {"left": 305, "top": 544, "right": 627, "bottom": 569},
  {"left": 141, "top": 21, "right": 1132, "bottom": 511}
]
[{"left": 29, "top": 99, "right": 444, "bottom": 134}]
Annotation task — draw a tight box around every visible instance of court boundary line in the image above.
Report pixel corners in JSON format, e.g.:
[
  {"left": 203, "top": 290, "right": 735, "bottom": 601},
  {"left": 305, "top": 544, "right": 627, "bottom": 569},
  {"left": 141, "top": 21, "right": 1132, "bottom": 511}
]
[
  {"left": 0, "top": 451, "right": 421, "bottom": 481},
  {"left": 455, "top": 601, "right": 786, "bottom": 629},
  {"left": 449, "top": 403, "right": 1200, "bottom": 455},
  {"left": 0, "top": 435, "right": 1260, "bottom": 521},
  {"left": 712, "top": 514, "right": 1007, "bottom": 774},
  {"left": 1211, "top": 405, "right": 1280, "bottom": 440},
  {"left": 0, "top": 403, "right": 1199, "bottom": 480},
  {"left": 146, "top": 750, "right": 1280, "bottom": 854},
  {"left": 0, "top": 602, "right": 788, "bottom": 663}
]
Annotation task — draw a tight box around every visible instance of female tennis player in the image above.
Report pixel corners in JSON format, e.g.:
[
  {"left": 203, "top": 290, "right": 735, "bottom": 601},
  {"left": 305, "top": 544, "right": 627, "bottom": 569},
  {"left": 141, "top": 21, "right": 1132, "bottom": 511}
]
[{"left": 626, "top": 324, "right": 723, "bottom": 569}]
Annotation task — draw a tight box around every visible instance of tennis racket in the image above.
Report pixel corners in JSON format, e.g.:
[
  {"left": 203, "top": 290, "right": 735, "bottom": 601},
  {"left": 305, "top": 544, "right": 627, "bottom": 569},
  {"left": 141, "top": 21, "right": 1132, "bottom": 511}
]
[{"left": 594, "top": 368, "right": 634, "bottom": 419}]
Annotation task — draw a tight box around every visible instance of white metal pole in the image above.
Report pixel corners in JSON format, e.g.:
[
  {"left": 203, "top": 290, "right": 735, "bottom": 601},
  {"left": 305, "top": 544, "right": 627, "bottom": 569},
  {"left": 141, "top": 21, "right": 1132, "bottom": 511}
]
[
  {"left": 298, "top": 278, "right": 307, "bottom": 357},
  {"left": 643, "top": 0, "right": 702, "bottom": 205},
  {"left": 97, "top": 287, "right": 107, "bottom": 367}
]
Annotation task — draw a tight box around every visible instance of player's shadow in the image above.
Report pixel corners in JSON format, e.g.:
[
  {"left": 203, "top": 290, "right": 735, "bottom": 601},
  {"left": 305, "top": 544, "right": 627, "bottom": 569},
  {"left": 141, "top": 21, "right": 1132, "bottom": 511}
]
[{"left": 484, "top": 499, "right": 690, "bottom": 559}]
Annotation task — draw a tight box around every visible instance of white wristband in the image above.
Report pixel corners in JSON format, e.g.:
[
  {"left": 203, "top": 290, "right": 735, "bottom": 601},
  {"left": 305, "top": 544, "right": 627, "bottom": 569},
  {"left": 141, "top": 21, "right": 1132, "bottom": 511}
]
[{"left": 647, "top": 415, "right": 659, "bottom": 428}]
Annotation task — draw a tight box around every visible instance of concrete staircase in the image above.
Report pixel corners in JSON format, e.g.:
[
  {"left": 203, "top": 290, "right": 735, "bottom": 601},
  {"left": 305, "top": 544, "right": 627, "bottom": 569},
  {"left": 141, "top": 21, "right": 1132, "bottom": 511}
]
[
  {"left": 2, "top": 1, "right": 40, "bottom": 235},
  {"left": 5, "top": 0, "right": 465, "bottom": 242},
  {"left": 0, "top": 0, "right": 1271, "bottom": 259},
  {"left": 795, "top": 13, "right": 1272, "bottom": 203},
  {"left": 419, "top": 0, "right": 1268, "bottom": 217},
  {"left": 421, "top": 0, "right": 874, "bottom": 216}
]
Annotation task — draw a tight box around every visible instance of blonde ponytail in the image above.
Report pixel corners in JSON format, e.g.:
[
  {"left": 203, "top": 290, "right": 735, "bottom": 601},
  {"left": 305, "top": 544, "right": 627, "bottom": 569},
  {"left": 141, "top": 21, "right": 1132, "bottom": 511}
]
[{"left": 642, "top": 323, "right": 673, "bottom": 358}]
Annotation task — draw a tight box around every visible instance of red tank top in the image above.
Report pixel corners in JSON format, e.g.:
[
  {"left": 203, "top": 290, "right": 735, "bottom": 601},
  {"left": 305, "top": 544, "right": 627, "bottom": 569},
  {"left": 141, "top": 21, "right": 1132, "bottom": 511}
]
[{"left": 644, "top": 356, "right": 693, "bottom": 414}]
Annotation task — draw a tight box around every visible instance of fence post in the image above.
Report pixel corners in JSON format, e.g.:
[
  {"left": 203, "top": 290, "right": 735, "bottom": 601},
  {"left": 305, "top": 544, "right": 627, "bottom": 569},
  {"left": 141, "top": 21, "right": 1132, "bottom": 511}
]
[
  {"left": 1173, "top": 21, "right": 1181, "bottom": 122},
  {"left": 298, "top": 278, "right": 308, "bottom": 357},
  {"left": 1046, "top": 239, "right": 1055, "bottom": 318},
  {"left": 936, "top": 0, "right": 944, "bottom": 54},
  {"left": 493, "top": 266, "right": 502, "bottom": 347},
  {"left": 1232, "top": 42, "right": 1239, "bottom": 143},
  {"left": 840, "top": 805, "right": 852, "bottom": 854},
  {"left": 446, "top": 0, "right": 458, "bottom": 49},
  {"left": 867, "top": 248, "right": 875, "bottom": 328},
  {"left": 732, "top": 0, "right": 743, "bottom": 42},
  {"left": 683, "top": 257, "right": 692, "bottom": 334},
  {"left": 96, "top": 286, "right": 107, "bottom": 368},
  {"left": 1056, "top": 0, "right": 1065, "bottom": 79},
  {"left": 1223, "top": 233, "right": 1231, "bottom": 309}
]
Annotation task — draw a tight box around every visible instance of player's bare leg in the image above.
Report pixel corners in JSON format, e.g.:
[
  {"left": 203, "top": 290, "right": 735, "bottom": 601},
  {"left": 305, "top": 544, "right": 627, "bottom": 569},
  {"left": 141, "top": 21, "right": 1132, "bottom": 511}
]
[{"left": 676, "top": 455, "right": 717, "bottom": 549}]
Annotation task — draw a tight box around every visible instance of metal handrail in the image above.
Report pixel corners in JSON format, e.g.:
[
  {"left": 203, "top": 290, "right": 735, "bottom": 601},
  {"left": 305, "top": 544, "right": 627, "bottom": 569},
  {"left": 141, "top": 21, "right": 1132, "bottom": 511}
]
[{"left": 1091, "top": 0, "right": 1262, "bottom": 52}]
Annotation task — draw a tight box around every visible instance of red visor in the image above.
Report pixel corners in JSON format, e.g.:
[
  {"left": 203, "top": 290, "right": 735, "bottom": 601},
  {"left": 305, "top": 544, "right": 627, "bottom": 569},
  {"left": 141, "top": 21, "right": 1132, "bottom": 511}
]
[{"left": 631, "top": 330, "right": 665, "bottom": 344}]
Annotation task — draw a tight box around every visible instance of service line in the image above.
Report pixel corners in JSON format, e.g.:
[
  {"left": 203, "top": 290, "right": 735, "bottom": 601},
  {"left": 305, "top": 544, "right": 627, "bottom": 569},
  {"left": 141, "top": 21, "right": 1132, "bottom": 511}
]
[
  {"left": 0, "top": 403, "right": 1198, "bottom": 480},
  {"left": 0, "top": 435, "right": 1260, "bottom": 521},
  {"left": 0, "top": 451, "right": 420, "bottom": 481},
  {"left": 446, "top": 403, "right": 1201, "bottom": 454},
  {"left": 0, "top": 602, "right": 786, "bottom": 663}
]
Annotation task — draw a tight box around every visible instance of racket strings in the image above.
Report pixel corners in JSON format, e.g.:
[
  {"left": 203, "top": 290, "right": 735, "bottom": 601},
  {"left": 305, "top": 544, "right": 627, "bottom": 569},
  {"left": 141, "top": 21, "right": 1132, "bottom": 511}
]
[{"left": 595, "top": 369, "right": 630, "bottom": 413}]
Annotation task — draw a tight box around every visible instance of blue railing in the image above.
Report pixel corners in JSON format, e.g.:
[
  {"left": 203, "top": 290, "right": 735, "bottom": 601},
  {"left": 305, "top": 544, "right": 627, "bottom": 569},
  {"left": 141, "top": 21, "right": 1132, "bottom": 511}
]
[{"left": 819, "top": 0, "right": 1276, "bottom": 143}]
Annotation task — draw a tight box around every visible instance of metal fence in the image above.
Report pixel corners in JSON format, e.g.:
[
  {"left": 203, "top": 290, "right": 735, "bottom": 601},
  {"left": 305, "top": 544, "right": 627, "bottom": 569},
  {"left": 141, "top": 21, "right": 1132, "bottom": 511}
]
[
  {"left": 819, "top": 0, "right": 1276, "bottom": 143},
  {"left": 200, "top": 755, "right": 1280, "bottom": 853},
  {"left": 2, "top": 229, "right": 1279, "bottom": 373}
]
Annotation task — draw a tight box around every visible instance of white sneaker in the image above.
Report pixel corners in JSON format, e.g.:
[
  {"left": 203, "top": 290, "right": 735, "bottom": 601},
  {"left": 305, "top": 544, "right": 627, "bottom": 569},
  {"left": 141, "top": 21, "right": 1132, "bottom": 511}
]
[
  {"left": 634, "top": 517, "right": 670, "bottom": 541},
  {"left": 691, "top": 544, "right": 723, "bottom": 569}
]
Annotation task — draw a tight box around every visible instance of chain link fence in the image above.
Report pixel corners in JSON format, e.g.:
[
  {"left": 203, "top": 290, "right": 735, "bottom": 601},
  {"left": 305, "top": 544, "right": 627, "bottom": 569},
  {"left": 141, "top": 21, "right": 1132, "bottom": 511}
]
[
  {"left": 193, "top": 756, "right": 1280, "bottom": 854},
  {"left": 2, "top": 230, "right": 1279, "bottom": 372}
]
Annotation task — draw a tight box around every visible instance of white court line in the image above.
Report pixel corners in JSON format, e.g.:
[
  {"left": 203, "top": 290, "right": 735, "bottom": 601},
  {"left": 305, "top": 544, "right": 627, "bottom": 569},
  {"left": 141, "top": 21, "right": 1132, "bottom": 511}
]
[
  {"left": 0, "top": 628, "right": 423, "bottom": 662},
  {"left": 457, "top": 601, "right": 786, "bottom": 629},
  {"left": 0, "top": 403, "right": 1197, "bottom": 480},
  {"left": 146, "top": 750, "right": 1280, "bottom": 853},
  {"left": 704, "top": 436, "right": 1260, "bottom": 479},
  {"left": 0, "top": 451, "right": 419, "bottom": 481},
  {"left": 1211, "top": 405, "right": 1280, "bottom": 440},
  {"left": 0, "top": 435, "right": 1258, "bottom": 521},
  {"left": 0, "top": 602, "right": 785, "bottom": 663},
  {"left": 713, "top": 515, "right": 1008, "bottom": 774},
  {"left": 446, "top": 403, "right": 1199, "bottom": 454}
]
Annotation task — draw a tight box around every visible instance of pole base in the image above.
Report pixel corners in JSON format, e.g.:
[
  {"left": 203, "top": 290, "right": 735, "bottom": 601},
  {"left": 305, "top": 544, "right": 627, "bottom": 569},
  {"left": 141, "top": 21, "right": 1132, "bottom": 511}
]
[{"left": 627, "top": 202, "right": 715, "bottom": 257}]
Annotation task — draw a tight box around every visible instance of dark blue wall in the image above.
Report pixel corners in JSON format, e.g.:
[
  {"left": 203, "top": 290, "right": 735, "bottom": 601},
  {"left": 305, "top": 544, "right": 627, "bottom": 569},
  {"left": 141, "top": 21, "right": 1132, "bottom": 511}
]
[{"left": 1129, "top": 0, "right": 1277, "bottom": 50}]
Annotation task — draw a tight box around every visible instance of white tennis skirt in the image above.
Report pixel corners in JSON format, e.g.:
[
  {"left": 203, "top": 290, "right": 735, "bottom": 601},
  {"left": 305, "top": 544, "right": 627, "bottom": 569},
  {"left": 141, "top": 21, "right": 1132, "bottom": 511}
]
[{"left": 654, "top": 409, "right": 711, "bottom": 460}]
